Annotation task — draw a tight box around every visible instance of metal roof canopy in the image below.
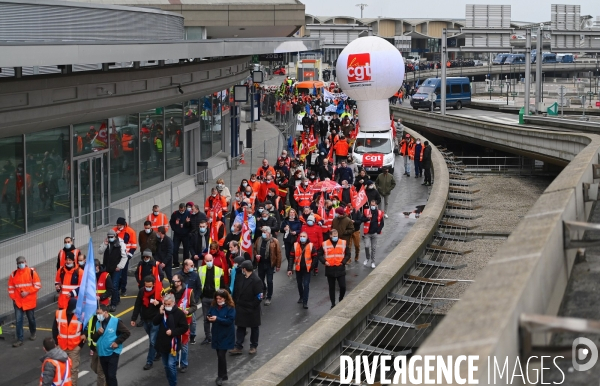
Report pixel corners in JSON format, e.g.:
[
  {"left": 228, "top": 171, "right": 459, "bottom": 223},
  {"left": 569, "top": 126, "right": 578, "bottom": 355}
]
[{"left": 0, "top": 37, "right": 322, "bottom": 68}]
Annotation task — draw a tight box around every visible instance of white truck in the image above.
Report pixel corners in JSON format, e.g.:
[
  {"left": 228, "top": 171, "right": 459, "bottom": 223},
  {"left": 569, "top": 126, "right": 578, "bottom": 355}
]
[{"left": 352, "top": 129, "right": 396, "bottom": 175}]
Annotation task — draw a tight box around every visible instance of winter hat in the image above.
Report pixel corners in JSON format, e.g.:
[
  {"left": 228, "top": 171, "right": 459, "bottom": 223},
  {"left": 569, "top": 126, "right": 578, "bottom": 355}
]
[
  {"left": 107, "top": 229, "right": 117, "bottom": 237},
  {"left": 335, "top": 207, "right": 345, "bottom": 216},
  {"left": 307, "top": 215, "right": 315, "bottom": 222},
  {"left": 142, "top": 249, "right": 153, "bottom": 257},
  {"left": 240, "top": 260, "right": 254, "bottom": 271},
  {"left": 233, "top": 256, "right": 246, "bottom": 266},
  {"left": 116, "top": 217, "right": 126, "bottom": 225}
]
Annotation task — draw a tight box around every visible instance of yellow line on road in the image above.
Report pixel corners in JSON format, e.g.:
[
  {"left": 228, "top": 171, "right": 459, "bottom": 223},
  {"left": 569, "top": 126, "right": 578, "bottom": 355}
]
[{"left": 115, "top": 306, "right": 134, "bottom": 318}]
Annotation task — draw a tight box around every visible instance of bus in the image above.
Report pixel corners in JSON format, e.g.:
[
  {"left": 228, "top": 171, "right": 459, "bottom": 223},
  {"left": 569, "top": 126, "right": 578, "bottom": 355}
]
[
  {"left": 504, "top": 54, "right": 526, "bottom": 65},
  {"left": 493, "top": 53, "right": 510, "bottom": 65},
  {"left": 410, "top": 77, "right": 472, "bottom": 110},
  {"left": 531, "top": 52, "right": 557, "bottom": 64}
]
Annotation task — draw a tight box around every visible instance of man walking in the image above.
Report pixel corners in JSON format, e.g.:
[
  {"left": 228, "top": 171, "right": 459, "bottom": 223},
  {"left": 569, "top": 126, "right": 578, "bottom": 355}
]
[
  {"left": 39, "top": 337, "right": 72, "bottom": 386},
  {"left": 400, "top": 134, "right": 411, "bottom": 176},
  {"left": 131, "top": 275, "right": 161, "bottom": 370},
  {"left": 198, "top": 255, "right": 224, "bottom": 346},
  {"left": 319, "top": 229, "right": 351, "bottom": 309},
  {"left": 153, "top": 294, "right": 188, "bottom": 386},
  {"left": 92, "top": 305, "right": 131, "bottom": 386},
  {"left": 363, "top": 199, "right": 385, "bottom": 269},
  {"left": 375, "top": 166, "right": 396, "bottom": 217},
  {"left": 349, "top": 206, "right": 366, "bottom": 262},
  {"left": 253, "top": 226, "right": 282, "bottom": 306},
  {"left": 177, "top": 259, "right": 202, "bottom": 345},
  {"left": 170, "top": 203, "right": 191, "bottom": 268},
  {"left": 422, "top": 141, "right": 433, "bottom": 186},
  {"left": 99, "top": 229, "right": 127, "bottom": 312},
  {"left": 53, "top": 298, "right": 84, "bottom": 385},
  {"left": 155, "top": 226, "right": 174, "bottom": 282},
  {"left": 8, "top": 256, "right": 40, "bottom": 347},
  {"left": 287, "top": 231, "right": 317, "bottom": 309},
  {"left": 229, "top": 261, "right": 262, "bottom": 355}
]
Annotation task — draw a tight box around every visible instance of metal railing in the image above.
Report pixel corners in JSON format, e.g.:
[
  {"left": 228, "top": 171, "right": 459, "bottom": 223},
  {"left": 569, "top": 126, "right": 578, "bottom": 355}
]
[
  {"left": 452, "top": 156, "right": 545, "bottom": 174},
  {"left": 0, "top": 131, "right": 284, "bottom": 319}
]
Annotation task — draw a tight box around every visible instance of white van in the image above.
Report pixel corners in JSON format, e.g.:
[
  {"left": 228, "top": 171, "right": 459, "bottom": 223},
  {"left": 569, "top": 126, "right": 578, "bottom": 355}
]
[{"left": 352, "top": 130, "right": 396, "bottom": 174}]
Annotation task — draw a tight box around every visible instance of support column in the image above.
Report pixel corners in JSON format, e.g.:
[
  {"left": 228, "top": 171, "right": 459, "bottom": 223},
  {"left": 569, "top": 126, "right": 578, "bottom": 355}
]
[
  {"left": 535, "top": 24, "right": 543, "bottom": 113},
  {"left": 441, "top": 28, "right": 447, "bottom": 116},
  {"left": 524, "top": 29, "right": 532, "bottom": 116}
]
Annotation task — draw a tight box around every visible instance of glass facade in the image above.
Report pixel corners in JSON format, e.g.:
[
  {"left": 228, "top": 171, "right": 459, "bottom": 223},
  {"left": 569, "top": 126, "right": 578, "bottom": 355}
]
[{"left": 0, "top": 89, "right": 229, "bottom": 242}]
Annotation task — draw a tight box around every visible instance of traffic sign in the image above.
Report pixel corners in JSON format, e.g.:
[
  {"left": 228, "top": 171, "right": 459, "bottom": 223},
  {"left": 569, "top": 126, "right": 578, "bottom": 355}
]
[
  {"left": 547, "top": 102, "right": 559, "bottom": 116},
  {"left": 557, "top": 85, "right": 567, "bottom": 98},
  {"left": 596, "top": 101, "right": 600, "bottom": 107}
]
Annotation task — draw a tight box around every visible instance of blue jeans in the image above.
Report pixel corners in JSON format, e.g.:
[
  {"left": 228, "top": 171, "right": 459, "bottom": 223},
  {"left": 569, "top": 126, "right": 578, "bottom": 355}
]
[
  {"left": 404, "top": 155, "right": 410, "bottom": 174},
  {"left": 161, "top": 352, "right": 178, "bottom": 386},
  {"left": 142, "top": 321, "right": 159, "bottom": 364},
  {"left": 189, "top": 313, "right": 196, "bottom": 337},
  {"left": 14, "top": 304, "right": 36, "bottom": 342},
  {"left": 296, "top": 270, "right": 311, "bottom": 304},
  {"left": 177, "top": 342, "right": 189, "bottom": 367},
  {"left": 110, "top": 270, "right": 121, "bottom": 306},
  {"left": 119, "top": 257, "right": 131, "bottom": 293}
]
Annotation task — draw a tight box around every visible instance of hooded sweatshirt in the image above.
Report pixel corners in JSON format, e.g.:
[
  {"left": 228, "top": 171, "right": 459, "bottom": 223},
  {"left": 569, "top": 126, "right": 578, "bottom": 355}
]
[{"left": 39, "top": 347, "right": 70, "bottom": 386}]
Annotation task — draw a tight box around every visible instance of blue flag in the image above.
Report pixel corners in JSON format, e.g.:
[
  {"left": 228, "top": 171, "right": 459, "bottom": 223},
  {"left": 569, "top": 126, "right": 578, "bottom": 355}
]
[
  {"left": 312, "top": 85, "right": 317, "bottom": 96},
  {"left": 75, "top": 238, "right": 98, "bottom": 327},
  {"left": 305, "top": 103, "right": 311, "bottom": 116}
]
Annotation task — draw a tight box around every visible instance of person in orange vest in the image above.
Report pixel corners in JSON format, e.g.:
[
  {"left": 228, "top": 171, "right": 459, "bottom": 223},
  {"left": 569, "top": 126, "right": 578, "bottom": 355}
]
[
  {"left": 286, "top": 231, "right": 317, "bottom": 309},
  {"left": 55, "top": 253, "right": 83, "bottom": 309},
  {"left": 257, "top": 173, "right": 278, "bottom": 204},
  {"left": 400, "top": 133, "right": 412, "bottom": 176},
  {"left": 39, "top": 337, "right": 73, "bottom": 386},
  {"left": 52, "top": 298, "right": 85, "bottom": 386},
  {"left": 95, "top": 259, "right": 113, "bottom": 307},
  {"left": 136, "top": 250, "right": 163, "bottom": 289},
  {"left": 333, "top": 136, "right": 350, "bottom": 165},
  {"left": 57, "top": 236, "right": 80, "bottom": 271},
  {"left": 120, "top": 128, "right": 135, "bottom": 170},
  {"left": 205, "top": 188, "right": 227, "bottom": 219},
  {"left": 8, "top": 256, "right": 41, "bottom": 347},
  {"left": 114, "top": 217, "right": 137, "bottom": 296},
  {"left": 318, "top": 229, "right": 351, "bottom": 309},
  {"left": 294, "top": 178, "right": 313, "bottom": 208},
  {"left": 147, "top": 205, "right": 169, "bottom": 232},
  {"left": 318, "top": 200, "right": 336, "bottom": 241},
  {"left": 363, "top": 199, "right": 385, "bottom": 269},
  {"left": 256, "top": 159, "right": 275, "bottom": 180},
  {"left": 407, "top": 137, "right": 416, "bottom": 176}
]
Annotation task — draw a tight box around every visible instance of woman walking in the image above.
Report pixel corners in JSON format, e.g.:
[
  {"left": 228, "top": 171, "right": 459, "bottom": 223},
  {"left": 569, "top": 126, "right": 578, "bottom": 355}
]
[{"left": 208, "top": 289, "right": 236, "bottom": 385}]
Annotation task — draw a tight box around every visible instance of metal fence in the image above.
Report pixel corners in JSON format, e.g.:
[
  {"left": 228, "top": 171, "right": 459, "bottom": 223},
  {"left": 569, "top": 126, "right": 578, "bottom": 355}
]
[
  {"left": 0, "top": 132, "right": 284, "bottom": 320},
  {"left": 456, "top": 156, "right": 545, "bottom": 174}
]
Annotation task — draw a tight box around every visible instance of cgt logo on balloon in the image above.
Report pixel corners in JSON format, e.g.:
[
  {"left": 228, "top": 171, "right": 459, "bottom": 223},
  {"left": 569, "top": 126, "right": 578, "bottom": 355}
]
[{"left": 347, "top": 53, "right": 372, "bottom": 85}]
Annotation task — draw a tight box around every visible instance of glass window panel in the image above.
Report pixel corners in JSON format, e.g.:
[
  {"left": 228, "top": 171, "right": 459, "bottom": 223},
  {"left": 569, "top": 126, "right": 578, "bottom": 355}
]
[
  {"left": 26, "top": 127, "right": 70, "bottom": 232},
  {"left": 140, "top": 108, "right": 165, "bottom": 190},
  {"left": 165, "top": 103, "right": 184, "bottom": 179},
  {"left": 200, "top": 95, "right": 213, "bottom": 159},
  {"left": 184, "top": 99, "right": 199, "bottom": 128},
  {"left": 109, "top": 115, "right": 140, "bottom": 202},
  {"left": 73, "top": 120, "right": 108, "bottom": 156},
  {"left": 0, "top": 135, "right": 24, "bottom": 240},
  {"left": 212, "top": 92, "right": 222, "bottom": 155}
]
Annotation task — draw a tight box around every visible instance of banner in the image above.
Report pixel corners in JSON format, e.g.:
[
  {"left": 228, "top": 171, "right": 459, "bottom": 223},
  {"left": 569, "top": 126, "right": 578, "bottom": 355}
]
[
  {"left": 353, "top": 185, "right": 367, "bottom": 209},
  {"left": 324, "top": 88, "right": 349, "bottom": 101},
  {"left": 75, "top": 238, "right": 98, "bottom": 327},
  {"left": 241, "top": 211, "right": 253, "bottom": 256}
]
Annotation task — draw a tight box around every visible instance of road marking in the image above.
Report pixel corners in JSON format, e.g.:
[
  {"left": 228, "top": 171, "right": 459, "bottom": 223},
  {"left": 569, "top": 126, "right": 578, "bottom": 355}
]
[
  {"left": 78, "top": 335, "right": 149, "bottom": 378},
  {"left": 36, "top": 327, "right": 52, "bottom": 332},
  {"left": 115, "top": 306, "right": 134, "bottom": 318}
]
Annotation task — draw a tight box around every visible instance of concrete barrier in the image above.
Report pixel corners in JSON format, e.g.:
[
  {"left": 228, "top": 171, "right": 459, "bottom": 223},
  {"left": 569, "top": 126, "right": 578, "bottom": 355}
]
[{"left": 239, "top": 127, "right": 449, "bottom": 386}]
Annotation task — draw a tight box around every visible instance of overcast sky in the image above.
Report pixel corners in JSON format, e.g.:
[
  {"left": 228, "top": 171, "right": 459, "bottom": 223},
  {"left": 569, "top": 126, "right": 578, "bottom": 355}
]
[{"left": 300, "top": 0, "right": 599, "bottom": 23}]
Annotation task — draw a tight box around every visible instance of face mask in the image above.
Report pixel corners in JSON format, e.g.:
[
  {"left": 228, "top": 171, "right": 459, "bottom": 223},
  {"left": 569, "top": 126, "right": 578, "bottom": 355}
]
[
  {"left": 65, "top": 263, "right": 74, "bottom": 268},
  {"left": 206, "top": 262, "right": 214, "bottom": 268},
  {"left": 187, "top": 207, "right": 192, "bottom": 212},
  {"left": 144, "top": 258, "right": 151, "bottom": 263},
  {"left": 251, "top": 179, "right": 256, "bottom": 182},
  {"left": 211, "top": 194, "right": 216, "bottom": 197},
  {"left": 307, "top": 221, "right": 314, "bottom": 226},
  {"left": 199, "top": 227, "right": 207, "bottom": 234},
  {"left": 64, "top": 243, "right": 72, "bottom": 249},
  {"left": 371, "top": 206, "right": 377, "bottom": 211},
  {"left": 262, "top": 216, "right": 268, "bottom": 221},
  {"left": 97, "top": 314, "right": 105, "bottom": 322},
  {"left": 164, "top": 306, "right": 173, "bottom": 312},
  {"left": 242, "top": 182, "right": 248, "bottom": 187},
  {"left": 331, "top": 236, "right": 339, "bottom": 242},
  {"left": 268, "top": 193, "right": 274, "bottom": 197},
  {"left": 300, "top": 237, "right": 307, "bottom": 243},
  {"left": 231, "top": 225, "right": 236, "bottom": 232},
  {"left": 145, "top": 287, "right": 153, "bottom": 292},
  {"left": 153, "top": 211, "right": 159, "bottom": 216},
  {"left": 303, "top": 182, "right": 308, "bottom": 187},
  {"left": 78, "top": 261, "right": 85, "bottom": 267},
  {"left": 266, "top": 180, "right": 272, "bottom": 183},
  {"left": 368, "top": 185, "right": 374, "bottom": 189},
  {"left": 417, "top": 141, "right": 421, "bottom": 144},
  {"left": 245, "top": 192, "right": 252, "bottom": 197},
  {"left": 217, "top": 184, "right": 223, "bottom": 188},
  {"left": 310, "top": 176, "right": 316, "bottom": 180},
  {"left": 236, "top": 197, "right": 242, "bottom": 202},
  {"left": 145, "top": 229, "right": 151, "bottom": 234},
  {"left": 262, "top": 233, "right": 268, "bottom": 239},
  {"left": 217, "top": 301, "right": 225, "bottom": 306},
  {"left": 117, "top": 226, "right": 124, "bottom": 231},
  {"left": 233, "top": 263, "right": 238, "bottom": 268},
  {"left": 17, "top": 263, "right": 25, "bottom": 269}
]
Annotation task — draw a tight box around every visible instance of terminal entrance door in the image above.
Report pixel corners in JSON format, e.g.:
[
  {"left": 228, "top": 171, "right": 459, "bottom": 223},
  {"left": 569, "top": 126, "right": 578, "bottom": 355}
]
[{"left": 74, "top": 153, "right": 108, "bottom": 230}]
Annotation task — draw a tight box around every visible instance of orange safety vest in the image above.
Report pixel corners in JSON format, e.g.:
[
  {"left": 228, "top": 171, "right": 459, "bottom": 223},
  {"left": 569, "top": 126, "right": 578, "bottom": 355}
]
[
  {"left": 147, "top": 212, "right": 169, "bottom": 232},
  {"left": 408, "top": 142, "right": 416, "bottom": 160},
  {"left": 137, "top": 261, "right": 159, "bottom": 283},
  {"left": 210, "top": 221, "right": 226, "bottom": 247},
  {"left": 293, "top": 242, "right": 314, "bottom": 272},
  {"left": 176, "top": 288, "right": 194, "bottom": 326},
  {"left": 39, "top": 357, "right": 72, "bottom": 386},
  {"left": 55, "top": 267, "right": 83, "bottom": 309},
  {"left": 294, "top": 185, "right": 313, "bottom": 207},
  {"left": 400, "top": 139, "right": 409, "bottom": 155},
  {"left": 363, "top": 209, "right": 384, "bottom": 235},
  {"left": 96, "top": 271, "right": 111, "bottom": 306},
  {"left": 8, "top": 267, "right": 41, "bottom": 311},
  {"left": 114, "top": 225, "right": 138, "bottom": 251},
  {"left": 322, "top": 239, "right": 346, "bottom": 266},
  {"left": 55, "top": 309, "right": 83, "bottom": 351},
  {"left": 121, "top": 133, "right": 134, "bottom": 152},
  {"left": 58, "top": 249, "right": 80, "bottom": 271}
]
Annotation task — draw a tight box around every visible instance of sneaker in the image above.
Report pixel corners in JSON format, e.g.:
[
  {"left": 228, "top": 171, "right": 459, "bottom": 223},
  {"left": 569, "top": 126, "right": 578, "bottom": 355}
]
[
  {"left": 222, "top": 376, "right": 228, "bottom": 381},
  {"left": 108, "top": 305, "right": 117, "bottom": 312},
  {"left": 297, "top": 298, "right": 303, "bottom": 304},
  {"left": 363, "top": 260, "right": 369, "bottom": 266},
  {"left": 371, "top": 263, "right": 376, "bottom": 269},
  {"left": 190, "top": 335, "right": 196, "bottom": 345},
  {"left": 201, "top": 338, "right": 211, "bottom": 345},
  {"left": 249, "top": 347, "right": 257, "bottom": 355},
  {"left": 303, "top": 303, "right": 308, "bottom": 309},
  {"left": 330, "top": 304, "right": 335, "bottom": 309},
  {"left": 215, "top": 377, "right": 223, "bottom": 386},
  {"left": 229, "top": 348, "right": 243, "bottom": 355},
  {"left": 155, "top": 352, "right": 161, "bottom": 361},
  {"left": 179, "top": 366, "right": 187, "bottom": 373},
  {"left": 29, "top": 333, "right": 36, "bottom": 341},
  {"left": 120, "top": 290, "right": 127, "bottom": 296},
  {"left": 12, "top": 341, "right": 23, "bottom": 348},
  {"left": 143, "top": 363, "right": 153, "bottom": 370},
  {"left": 384, "top": 214, "right": 389, "bottom": 219},
  {"left": 265, "top": 299, "right": 271, "bottom": 306},
  {"left": 415, "top": 175, "right": 419, "bottom": 178}
]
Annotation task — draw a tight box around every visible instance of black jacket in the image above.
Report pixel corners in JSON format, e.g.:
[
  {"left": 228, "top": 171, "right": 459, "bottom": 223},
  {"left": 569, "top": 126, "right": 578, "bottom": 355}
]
[
  {"left": 317, "top": 240, "right": 351, "bottom": 277},
  {"left": 254, "top": 216, "right": 279, "bottom": 241},
  {"left": 422, "top": 146, "right": 432, "bottom": 168},
  {"left": 177, "top": 269, "right": 202, "bottom": 303},
  {"left": 318, "top": 164, "right": 334, "bottom": 181},
  {"left": 155, "top": 235, "right": 173, "bottom": 266},
  {"left": 169, "top": 210, "right": 192, "bottom": 236},
  {"left": 233, "top": 272, "right": 263, "bottom": 328},
  {"left": 102, "top": 240, "right": 124, "bottom": 274},
  {"left": 366, "top": 188, "right": 381, "bottom": 206},
  {"left": 132, "top": 287, "right": 162, "bottom": 322},
  {"left": 190, "top": 232, "right": 210, "bottom": 258},
  {"left": 135, "top": 258, "right": 164, "bottom": 286},
  {"left": 350, "top": 210, "right": 367, "bottom": 232},
  {"left": 153, "top": 308, "right": 188, "bottom": 353}
]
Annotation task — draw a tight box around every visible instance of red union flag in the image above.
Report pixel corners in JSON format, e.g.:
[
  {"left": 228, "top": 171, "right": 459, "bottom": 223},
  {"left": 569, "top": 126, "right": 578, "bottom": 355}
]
[
  {"left": 353, "top": 185, "right": 368, "bottom": 209},
  {"left": 241, "top": 211, "right": 253, "bottom": 255},
  {"left": 347, "top": 53, "right": 372, "bottom": 83},
  {"left": 362, "top": 153, "right": 384, "bottom": 168}
]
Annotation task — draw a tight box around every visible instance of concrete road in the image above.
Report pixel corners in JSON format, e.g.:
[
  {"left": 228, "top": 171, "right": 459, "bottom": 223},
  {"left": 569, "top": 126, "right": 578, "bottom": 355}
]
[{"left": 1, "top": 163, "right": 429, "bottom": 386}]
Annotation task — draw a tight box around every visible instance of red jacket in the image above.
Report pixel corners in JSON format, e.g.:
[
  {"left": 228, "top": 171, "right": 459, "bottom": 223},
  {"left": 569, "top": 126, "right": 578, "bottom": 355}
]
[{"left": 300, "top": 224, "right": 324, "bottom": 250}]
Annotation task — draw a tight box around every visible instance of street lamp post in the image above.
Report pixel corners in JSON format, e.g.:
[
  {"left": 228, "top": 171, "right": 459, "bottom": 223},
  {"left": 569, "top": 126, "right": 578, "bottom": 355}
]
[{"left": 506, "top": 81, "right": 511, "bottom": 106}]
